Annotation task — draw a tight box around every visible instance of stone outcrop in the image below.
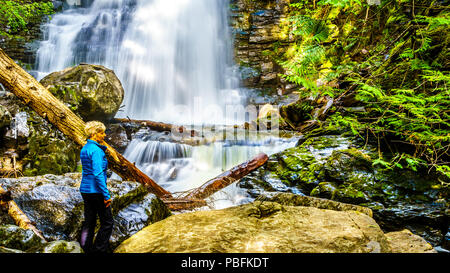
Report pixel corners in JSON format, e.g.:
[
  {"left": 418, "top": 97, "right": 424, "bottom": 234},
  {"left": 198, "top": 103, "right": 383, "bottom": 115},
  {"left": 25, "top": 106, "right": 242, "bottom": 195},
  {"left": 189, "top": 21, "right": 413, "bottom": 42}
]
[
  {"left": 40, "top": 63, "right": 125, "bottom": 122},
  {"left": 0, "top": 1, "right": 57, "bottom": 69},
  {"left": 230, "top": 0, "right": 296, "bottom": 94}
]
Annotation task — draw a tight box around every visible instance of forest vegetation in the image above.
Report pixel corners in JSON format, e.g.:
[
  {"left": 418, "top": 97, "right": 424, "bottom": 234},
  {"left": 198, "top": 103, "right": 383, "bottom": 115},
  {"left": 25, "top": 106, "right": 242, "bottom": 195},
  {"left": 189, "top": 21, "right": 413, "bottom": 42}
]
[{"left": 277, "top": 0, "right": 449, "bottom": 185}]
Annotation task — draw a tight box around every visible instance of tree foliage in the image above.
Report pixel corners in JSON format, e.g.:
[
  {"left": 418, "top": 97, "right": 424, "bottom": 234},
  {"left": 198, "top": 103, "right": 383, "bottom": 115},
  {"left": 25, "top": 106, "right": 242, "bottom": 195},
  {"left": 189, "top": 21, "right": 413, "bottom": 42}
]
[
  {"left": 0, "top": 0, "right": 54, "bottom": 36},
  {"left": 280, "top": 0, "right": 450, "bottom": 180}
]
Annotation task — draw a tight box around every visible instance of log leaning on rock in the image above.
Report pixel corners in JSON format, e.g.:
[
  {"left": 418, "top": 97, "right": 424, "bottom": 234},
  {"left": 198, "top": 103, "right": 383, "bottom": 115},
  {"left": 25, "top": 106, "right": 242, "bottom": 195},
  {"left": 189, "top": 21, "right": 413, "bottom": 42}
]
[
  {"left": 0, "top": 185, "right": 46, "bottom": 241},
  {"left": 0, "top": 48, "right": 172, "bottom": 199}
]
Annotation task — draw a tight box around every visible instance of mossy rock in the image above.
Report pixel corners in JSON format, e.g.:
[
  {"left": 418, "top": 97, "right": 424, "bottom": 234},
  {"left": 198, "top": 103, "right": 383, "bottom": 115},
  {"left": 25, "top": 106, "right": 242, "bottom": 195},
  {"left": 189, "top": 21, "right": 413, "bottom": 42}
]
[
  {"left": 0, "top": 225, "right": 46, "bottom": 252},
  {"left": 279, "top": 99, "right": 314, "bottom": 126},
  {"left": 324, "top": 148, "right": 374, "bottom": 184},
  {"left": 38, "top": 240, "right": 83, "bottom": 253},
  {"left": 23, "top": 112, "right": 80, "bottom": 176},
  {"left": 268, "top": 146, "right": 324, "bottom": 192},
  {"left": 40, "top": 63, "right": 124, "bottom": 122},
  {"left": 0, "top": 104, "right": 11, "bottom": 129}
]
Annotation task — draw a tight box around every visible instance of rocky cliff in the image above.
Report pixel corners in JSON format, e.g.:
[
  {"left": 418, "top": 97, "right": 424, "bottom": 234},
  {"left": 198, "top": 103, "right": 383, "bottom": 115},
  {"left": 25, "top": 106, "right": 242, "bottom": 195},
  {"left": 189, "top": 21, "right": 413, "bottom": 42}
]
[{"left": 230, "top": 0, "right": 296, "bottom": 95}]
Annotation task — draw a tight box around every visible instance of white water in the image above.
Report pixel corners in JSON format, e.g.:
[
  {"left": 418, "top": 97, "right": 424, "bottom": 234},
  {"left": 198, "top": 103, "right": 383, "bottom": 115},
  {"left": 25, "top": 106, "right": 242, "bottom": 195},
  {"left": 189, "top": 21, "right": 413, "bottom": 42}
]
[
  {"left": 116, "top": 134, "right": 298, "bottom": 209},
  {"left": 35, "top": 0, "right": 294, "bottom": 209}
]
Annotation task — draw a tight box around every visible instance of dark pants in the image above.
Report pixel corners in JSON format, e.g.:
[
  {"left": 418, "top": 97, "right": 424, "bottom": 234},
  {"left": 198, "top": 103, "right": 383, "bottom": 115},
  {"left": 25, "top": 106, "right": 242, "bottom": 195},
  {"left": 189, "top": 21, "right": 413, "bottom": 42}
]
[{"left": 80, "top": 193, "right": 113, "bottom": 253}]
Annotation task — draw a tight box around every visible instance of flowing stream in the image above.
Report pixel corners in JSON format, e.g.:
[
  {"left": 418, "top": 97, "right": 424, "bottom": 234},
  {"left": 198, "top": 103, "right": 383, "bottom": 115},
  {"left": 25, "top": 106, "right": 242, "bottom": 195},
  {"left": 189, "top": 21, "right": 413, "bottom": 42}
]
[{"left": 34, "top": 0, "right": 297, "bottom": 209}]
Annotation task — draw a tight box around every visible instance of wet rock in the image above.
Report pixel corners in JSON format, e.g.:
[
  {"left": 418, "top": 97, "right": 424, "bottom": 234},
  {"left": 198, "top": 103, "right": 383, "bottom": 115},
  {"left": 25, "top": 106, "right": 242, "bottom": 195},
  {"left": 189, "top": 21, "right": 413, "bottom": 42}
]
[
  {"left": 105, "top": 123, "right": 130, "bottom": 154},
  {"left": 0, "top": 225, "right": 46, "bottom": 252},
  {"left": 115, "top": 198, "right": 390, "bottom": 253},
  {"left": 110, "top": 192, "right": 171, "bottom": 249},
  {"left": 0, "top": 105, "right": 11, "bottom": 129},
  {"left": 14, "top": 183, "right": 84, "bottom": 241},
  {"left": 40, "top": 63, "right": 124, "bottom": 122}
]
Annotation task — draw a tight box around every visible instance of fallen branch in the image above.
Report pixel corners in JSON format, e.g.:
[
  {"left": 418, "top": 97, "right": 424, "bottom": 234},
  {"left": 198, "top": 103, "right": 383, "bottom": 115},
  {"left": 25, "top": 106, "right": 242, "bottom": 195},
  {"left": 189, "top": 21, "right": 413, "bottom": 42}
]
[
  {"left": 114, "top": 117, "right": 198, "bottom": 137},
  {"left": 182, "top": 153, "right": 269, "bottom": 200},
  {"left": 0, "top": 185, "right": 46, "bottom": 242}
]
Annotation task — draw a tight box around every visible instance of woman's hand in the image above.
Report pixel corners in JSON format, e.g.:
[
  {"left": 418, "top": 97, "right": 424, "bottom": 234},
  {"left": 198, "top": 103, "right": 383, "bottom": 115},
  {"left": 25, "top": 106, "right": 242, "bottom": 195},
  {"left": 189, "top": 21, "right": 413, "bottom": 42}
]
[{"left": 104, "top": 198, "right": 112, "bottom": 208}]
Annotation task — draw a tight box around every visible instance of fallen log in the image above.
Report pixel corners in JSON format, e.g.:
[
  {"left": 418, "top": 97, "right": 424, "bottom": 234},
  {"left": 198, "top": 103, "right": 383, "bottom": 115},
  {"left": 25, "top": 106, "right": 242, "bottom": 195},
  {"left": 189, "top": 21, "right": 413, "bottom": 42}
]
[
  {"left": 183, "top": 153, "right": 269, "bottom": 200},
  {"left": 0, "top": 48, "right": 172, "bottom": 199},
  {"left": 114, "top": 117, "right": 198, "bottom": 137},
  {"left": 0, "top": 185, "right": 46, "bottom": 241}
]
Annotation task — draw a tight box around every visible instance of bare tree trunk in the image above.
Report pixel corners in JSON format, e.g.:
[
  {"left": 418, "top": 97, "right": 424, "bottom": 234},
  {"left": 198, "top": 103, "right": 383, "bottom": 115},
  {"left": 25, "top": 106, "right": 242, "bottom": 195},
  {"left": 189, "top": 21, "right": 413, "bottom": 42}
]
[
  {"left": 0, "top": 48, "right": 172, "bottom": 199},
  {"left": 0, "top": 186, "right": 46, "bottom": 241},
  {"left": 114, "top": 118, "right": 198, "bottom": 137}
]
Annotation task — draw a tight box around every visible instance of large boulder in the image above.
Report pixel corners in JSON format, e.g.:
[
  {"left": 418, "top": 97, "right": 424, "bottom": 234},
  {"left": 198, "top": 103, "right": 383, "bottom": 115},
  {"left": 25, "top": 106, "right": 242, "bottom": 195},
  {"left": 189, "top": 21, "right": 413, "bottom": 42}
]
[
  {"left": 115, "top": 194, "right": 391, "bottom": 253},
  {"left": 40, "top": 64, "right": 124, "bottom": 122}
]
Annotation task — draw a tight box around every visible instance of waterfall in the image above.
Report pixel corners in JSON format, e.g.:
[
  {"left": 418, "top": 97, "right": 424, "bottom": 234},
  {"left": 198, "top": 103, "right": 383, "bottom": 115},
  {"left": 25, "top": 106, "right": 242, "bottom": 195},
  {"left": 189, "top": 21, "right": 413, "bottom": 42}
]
[
  {"left": 34, "top": 0, "right": 293, "bottom": 209},
  {"left": 35, "top": 0, "right": 243, "bottom": 125}
]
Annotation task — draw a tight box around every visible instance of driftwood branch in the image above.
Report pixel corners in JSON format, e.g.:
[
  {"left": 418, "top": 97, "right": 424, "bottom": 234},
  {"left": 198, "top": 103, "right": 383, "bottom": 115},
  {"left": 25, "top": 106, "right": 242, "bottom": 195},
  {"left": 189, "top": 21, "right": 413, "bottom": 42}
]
[
  {"left": 0, "top": 185, "right": 46, "bottom": 241},
  {"left": 114, "top": 118, "right": 198, "bottom": 137}
]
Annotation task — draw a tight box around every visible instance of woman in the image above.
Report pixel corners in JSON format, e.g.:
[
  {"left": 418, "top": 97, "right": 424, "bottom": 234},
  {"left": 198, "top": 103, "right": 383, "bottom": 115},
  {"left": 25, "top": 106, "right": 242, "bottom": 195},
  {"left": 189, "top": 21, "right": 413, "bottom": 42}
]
[{"left": 79, "top": 121, "right": 113, "bottom": 253}]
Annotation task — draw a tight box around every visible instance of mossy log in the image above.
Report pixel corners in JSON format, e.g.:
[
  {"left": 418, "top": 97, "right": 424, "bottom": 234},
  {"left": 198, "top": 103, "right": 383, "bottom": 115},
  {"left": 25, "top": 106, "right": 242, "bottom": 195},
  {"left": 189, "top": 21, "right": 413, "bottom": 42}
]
[
  {"left": 0, "top": 185, "right": 46, "bottom": 241},
  {"left": 0, "top": 48, "right": 172, "bottom": 199}
]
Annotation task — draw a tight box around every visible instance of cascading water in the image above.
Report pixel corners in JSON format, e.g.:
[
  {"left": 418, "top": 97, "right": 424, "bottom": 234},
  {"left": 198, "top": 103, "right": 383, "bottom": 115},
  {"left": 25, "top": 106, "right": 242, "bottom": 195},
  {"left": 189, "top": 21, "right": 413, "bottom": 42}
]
[
  {"left": 35, "top": 0, "right": 243, "bottom": 125},
  {"left": 34, "top": 0, "right": 297, "bottom": 209}
]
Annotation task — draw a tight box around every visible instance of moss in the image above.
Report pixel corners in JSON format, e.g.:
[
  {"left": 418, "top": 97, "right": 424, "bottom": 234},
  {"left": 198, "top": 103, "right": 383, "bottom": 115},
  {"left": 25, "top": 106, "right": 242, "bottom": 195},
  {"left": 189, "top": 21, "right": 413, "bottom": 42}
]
[
  {"left": 148, "top": 197, "right": 172, "bottom": 224},
  {"left": 267, "top": 146, "right": 324, "bottom": 192},
  {"left": 22, "top": 116, "right": 80, "bottom": 176}
]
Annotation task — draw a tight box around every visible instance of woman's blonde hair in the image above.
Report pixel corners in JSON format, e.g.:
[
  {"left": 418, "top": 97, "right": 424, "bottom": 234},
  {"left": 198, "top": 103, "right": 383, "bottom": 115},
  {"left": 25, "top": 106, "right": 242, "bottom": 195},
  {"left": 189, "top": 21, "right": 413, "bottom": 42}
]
[{"left": 85, "top": 121, "right": 106, "bottom": 138}]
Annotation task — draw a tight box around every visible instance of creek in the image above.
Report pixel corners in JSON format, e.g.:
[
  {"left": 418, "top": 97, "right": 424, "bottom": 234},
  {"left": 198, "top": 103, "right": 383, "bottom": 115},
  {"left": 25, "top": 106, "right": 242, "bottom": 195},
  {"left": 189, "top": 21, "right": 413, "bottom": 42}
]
[{"left": 29, "top": 0, "right": 448, "bottom": 250}]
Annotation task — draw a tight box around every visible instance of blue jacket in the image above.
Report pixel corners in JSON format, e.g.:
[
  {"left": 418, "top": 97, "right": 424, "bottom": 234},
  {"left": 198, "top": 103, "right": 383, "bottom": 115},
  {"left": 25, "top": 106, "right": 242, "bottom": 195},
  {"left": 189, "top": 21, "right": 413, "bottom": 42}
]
[{"left": 80, "top": 139, "right": 110, "bottom": 201}]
